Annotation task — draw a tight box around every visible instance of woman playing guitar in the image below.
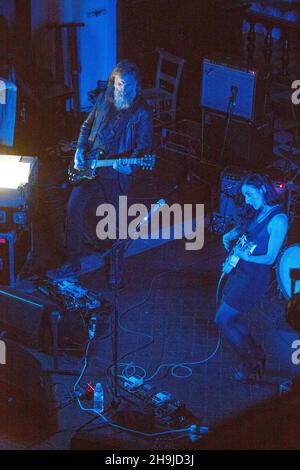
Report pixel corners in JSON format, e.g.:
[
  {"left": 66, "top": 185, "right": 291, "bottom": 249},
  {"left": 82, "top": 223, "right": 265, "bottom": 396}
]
[{"left": 215, "top": 174, "right": 288, "bottom": 383}]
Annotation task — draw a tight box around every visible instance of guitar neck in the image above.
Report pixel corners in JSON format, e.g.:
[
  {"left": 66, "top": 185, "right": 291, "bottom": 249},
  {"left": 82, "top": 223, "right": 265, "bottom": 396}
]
[{"left": 95, "top": 158, "right": 139, "bottom": 168}]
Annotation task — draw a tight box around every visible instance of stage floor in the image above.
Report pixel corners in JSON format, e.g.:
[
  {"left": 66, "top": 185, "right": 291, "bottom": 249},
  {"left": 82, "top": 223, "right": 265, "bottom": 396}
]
[{"left": 0, "top": 150, "right": 299, "bottom": 450}]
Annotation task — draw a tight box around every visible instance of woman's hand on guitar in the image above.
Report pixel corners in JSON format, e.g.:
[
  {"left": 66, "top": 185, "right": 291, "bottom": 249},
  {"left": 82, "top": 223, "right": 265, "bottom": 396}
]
[
  {"left": 233, "top": 247, "right": 250, "bottom": 261},
  {"left": 74, "top": 149, "right": 85, "bottom": 170},
  {"left": 113, "top": 160, "right": 132, "bottom": 175},
  {"left": 222, "top": 233, "right": 231, "bottom": 252}
]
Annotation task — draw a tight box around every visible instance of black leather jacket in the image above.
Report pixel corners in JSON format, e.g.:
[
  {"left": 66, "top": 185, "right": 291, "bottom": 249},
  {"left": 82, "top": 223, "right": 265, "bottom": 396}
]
[{"left": 76, "top": 93, "right": 153, "bottom": 158}]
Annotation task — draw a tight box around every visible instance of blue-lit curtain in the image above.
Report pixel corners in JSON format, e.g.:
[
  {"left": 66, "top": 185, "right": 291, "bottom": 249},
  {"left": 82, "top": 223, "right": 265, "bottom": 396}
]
[{"left": 0, "top": 77, "right": 17, "bottom": 146}]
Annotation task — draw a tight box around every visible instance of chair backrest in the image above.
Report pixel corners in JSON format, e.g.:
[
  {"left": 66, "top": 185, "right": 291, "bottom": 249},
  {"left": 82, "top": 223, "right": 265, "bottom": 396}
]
[{"left": 155, "top": 48, "right": 185, "bottom": 99}]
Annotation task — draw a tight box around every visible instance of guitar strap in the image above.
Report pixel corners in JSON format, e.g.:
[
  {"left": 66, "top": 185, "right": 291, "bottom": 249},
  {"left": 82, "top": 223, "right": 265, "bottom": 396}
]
[
  {"left": 87, "top": 95, "right": 107, "bottom": 151},
  {"left": 107, "top": 98, "right": 141, "bottom": 157}
]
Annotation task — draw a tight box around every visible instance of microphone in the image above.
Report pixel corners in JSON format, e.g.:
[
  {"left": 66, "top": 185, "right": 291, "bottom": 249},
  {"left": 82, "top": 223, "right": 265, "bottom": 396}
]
[
  {"left": 230, "top": 85, "right": 238, "bottom": 106},
  {"left": 88, "top": 315, "right": 97, "bottom": 340},
  {"left": 143, "top": 198, "right": 166, "bottom": 223},
  {"left": 131, "top": 198, "right": 166, "bottom": 238}
]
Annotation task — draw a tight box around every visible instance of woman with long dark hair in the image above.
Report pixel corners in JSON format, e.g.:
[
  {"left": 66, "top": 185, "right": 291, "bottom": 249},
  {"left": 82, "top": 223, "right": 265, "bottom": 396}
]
[{"left": 215, "top": 173, "right": 288, "bottom": 382}]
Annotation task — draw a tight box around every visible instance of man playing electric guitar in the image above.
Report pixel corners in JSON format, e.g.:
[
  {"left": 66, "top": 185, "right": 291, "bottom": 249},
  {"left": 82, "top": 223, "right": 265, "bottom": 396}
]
[{"left": 53, "top": 60, "right": 153, "bottom": 282}]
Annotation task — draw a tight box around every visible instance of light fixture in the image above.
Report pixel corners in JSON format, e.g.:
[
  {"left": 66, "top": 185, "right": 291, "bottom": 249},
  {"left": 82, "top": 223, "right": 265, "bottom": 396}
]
[{"left": 0, "top": 155, "right": 31, "bottom": 190}]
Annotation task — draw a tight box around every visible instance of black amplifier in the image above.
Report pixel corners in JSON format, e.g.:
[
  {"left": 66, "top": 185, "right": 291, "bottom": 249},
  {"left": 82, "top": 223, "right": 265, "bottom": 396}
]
[
  {"left": 201, "top": 109, "right": 273, "bottom": 167},
  {"left": 201, "top": 56, "right": 269, "bottom": 121}
]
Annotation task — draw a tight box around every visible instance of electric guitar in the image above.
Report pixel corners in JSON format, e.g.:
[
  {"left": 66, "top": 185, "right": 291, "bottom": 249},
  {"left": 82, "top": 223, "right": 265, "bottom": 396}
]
[
  {"left": 68, "top": 149, "right": 156, "bottom": 185},
  {"left": 222, "top": 234, "right": 257, "bottom": 275}
]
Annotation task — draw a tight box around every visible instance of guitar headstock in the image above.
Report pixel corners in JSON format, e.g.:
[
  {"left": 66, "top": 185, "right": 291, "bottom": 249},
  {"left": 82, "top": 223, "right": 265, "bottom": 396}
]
[{"left": 140, "top": 154, "right": 156, "bottom": 171}]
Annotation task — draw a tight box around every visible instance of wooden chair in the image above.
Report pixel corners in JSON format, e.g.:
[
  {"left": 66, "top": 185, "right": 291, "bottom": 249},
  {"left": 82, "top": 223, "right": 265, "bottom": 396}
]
[{"left": 142, "top": 48, "right": 185, "bottom": 124}]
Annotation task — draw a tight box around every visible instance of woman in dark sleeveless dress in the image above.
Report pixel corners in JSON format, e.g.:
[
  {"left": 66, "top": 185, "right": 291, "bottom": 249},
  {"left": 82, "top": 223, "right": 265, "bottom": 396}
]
[{"left": 215, "top": 174, "right": 288, "bottom": 382}]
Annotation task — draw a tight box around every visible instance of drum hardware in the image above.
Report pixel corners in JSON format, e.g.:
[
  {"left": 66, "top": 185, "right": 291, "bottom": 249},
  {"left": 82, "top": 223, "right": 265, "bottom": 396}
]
[
  {"left": 277, "top": 148, "right": 300, "bottom": 220},
  {"left": 285, "top": 167, "right": 300, "bottom": 232},
  {"left": 276, "top": 244, "right": 300, "bottom": 299},
  {"left": 278, "top": 147, "right": 300, "bottom": 168},
  {"left": 286, "top": 269, "right": 300, "bottom": 332}
]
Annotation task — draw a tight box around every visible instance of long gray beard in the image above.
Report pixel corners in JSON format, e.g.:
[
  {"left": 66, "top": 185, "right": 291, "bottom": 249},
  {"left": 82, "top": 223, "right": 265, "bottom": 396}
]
[{"left": 114, "top": 89, "right": 135, "bottom": 111}]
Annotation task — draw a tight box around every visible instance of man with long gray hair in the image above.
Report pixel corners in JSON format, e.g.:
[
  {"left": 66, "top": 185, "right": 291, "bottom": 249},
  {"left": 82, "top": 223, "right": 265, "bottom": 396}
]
[{"left": 54, "top": 60, "right": 153, "bottom": 283}]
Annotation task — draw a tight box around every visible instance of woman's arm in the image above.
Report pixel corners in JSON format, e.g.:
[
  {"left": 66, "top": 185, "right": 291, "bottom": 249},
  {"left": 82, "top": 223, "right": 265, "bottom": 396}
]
[
  {"left": 225, "top": 226, "right": 241, "bottom": 240},
  {"left": 236, "top": 213, "right": 288, "bottom": 265},
  {"left": 222, "top": 226, "right": 241, "bottom": 251}
]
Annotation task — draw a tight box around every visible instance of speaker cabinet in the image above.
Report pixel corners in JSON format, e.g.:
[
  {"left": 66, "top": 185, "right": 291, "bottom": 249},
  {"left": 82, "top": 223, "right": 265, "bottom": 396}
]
[
  {"left": 198, "top": 383, "right": 300, "bottom": 449},
  {"left": 202, "top": 109, "right": 273, "bottom": 167},
  {"left": 0, "top": 286, "right": 55, "bottom": 349},
  {"left": 0, "top": 339, "right": 55, "bottom": 440},
  {"left": 0, "top": 286, "right": 92, "bottom": 351},
  {"left": 201, "top": 56, "right": 268, "bottom": 121}
]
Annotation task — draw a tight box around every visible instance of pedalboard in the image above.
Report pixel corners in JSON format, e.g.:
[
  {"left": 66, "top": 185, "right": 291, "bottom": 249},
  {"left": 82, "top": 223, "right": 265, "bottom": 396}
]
[{"left": 120, "top": 375, "right": 201, "bottom": 430}]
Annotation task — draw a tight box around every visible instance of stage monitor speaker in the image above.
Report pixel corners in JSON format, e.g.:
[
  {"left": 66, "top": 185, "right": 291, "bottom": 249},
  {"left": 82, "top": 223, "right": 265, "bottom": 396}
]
[
  {"left": 0, "top": 339, "right": 55, "bottom": 441},
  {"left": 0, "top": 286, "right": 55, "bottom": 349},
  {"left": 0, "top": 286, "right": 92, "bottom": 350},
  {"left": 202, "top": 109, "right": 273, "bottom": 167},
  {"left": 198, "top": 381, "right": 300, "bottom": 449},
  {"left": 201, "top": 56, "right": 268, "bottom": 121}
]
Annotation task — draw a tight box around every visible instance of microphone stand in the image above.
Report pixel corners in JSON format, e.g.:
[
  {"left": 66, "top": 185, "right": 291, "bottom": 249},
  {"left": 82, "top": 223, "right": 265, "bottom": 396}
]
[
  {"left": 76, "top": 199, "right": 167, "bottom": 432},
  {"left": 108, "top": 199, "right": 166, "bottom": 409},
  {"left": 220, "top": 86, "right": 238, "bottom": 163},
  {"left": 109, "top": 238, "right": 124, "bottom": 408}
]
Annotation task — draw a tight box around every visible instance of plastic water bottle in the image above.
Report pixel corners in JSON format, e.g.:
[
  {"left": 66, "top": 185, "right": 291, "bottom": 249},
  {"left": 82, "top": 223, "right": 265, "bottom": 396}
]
[{"left": 93, "top": 383, "right": 104, "bottom": 412}]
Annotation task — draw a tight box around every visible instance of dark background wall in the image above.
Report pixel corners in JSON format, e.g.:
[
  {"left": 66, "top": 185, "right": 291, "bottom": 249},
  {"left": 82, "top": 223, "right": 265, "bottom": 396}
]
[{"left": 118, "top": 0, "right": 246, "bottom": 115}]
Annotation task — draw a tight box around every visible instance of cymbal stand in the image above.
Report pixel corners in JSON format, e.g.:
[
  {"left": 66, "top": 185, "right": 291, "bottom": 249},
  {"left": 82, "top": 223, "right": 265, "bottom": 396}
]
[
  {"left": 286, "top": 168, "right": 300, "bottom": 217},
  {"left": 285, "top": 167, "right": 300, "bottom": 240}
]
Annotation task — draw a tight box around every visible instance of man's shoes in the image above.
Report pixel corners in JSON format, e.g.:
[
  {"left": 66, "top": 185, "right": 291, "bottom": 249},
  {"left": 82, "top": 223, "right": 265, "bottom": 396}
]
[{"left": 47, "top": 261, "right": 81, "bottom": 279}]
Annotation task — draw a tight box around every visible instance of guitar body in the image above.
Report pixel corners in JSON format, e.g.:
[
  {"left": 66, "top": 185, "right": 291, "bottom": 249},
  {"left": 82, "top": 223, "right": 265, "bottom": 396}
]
[
  {"left": 223, "top": 234, "right": 257, "bottom": 275},
  {"left": 68, "top": 165, "right": 97, "bottom": 185},
  {"left": 68, "top": 149, "right": 156, "bottom": 185},
  {"left": 68, "top": 148, "right": 105, "bottom": 185}
]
